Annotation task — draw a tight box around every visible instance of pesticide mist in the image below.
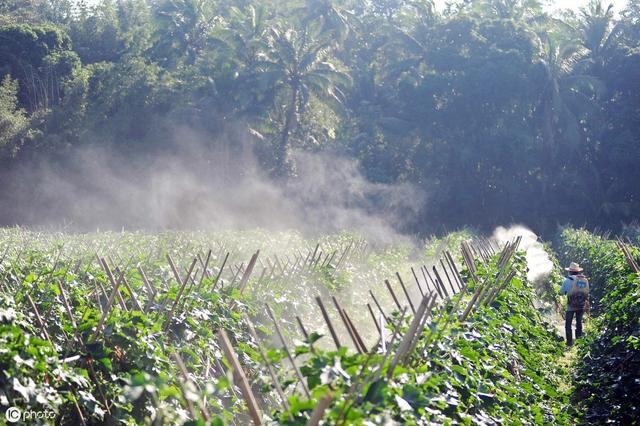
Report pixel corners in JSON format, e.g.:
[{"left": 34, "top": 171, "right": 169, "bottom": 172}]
[
  {"left": 492, "top": 225, "right": 554, "bottom": 284},
  {"left": 0, "top": 136, "right": 423, "bottom": 245}
]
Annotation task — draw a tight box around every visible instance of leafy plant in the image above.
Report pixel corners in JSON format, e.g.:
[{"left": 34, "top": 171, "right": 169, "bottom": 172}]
[
  {"left": 269, "top": 246, "right": 571, "bottom": 424},
  {"left": 554, "top": 227, "right": 640, "bottom": 423}
]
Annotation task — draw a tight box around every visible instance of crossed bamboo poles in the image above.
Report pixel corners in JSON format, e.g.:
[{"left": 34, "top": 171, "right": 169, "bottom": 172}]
[
  {"left": 244, "top": 236, "right": 525, "bottom": 425},
  {"left": 3, "top": 234, "right": 528, "bottom": 425},
  {"left": 0, "top": 238, "right": 367, "bottom": 423}
]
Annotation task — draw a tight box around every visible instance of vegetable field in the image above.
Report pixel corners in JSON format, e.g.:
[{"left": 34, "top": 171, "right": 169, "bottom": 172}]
[
  {"left": 0, "top": 227, "right": 638, "bottom": 425},
  {"left": 554, "top": 229, "right": 640, "bottom": 424}
]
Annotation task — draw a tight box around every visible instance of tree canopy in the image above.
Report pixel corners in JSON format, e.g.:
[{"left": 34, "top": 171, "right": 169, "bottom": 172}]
[{"left": 0, "top": 0, "right": 638, "bottom": 234}]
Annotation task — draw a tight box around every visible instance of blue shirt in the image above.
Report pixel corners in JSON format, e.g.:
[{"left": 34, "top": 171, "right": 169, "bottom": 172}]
[{"left": 559, "top": 277, "right": 574, "bottom": 295}]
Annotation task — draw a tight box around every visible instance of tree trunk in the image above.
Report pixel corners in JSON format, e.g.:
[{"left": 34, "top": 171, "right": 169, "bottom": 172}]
[{"left": 278, "top": 82, "right": 298, "bottom": 174}]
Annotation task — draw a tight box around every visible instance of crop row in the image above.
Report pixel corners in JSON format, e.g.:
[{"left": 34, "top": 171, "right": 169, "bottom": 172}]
[
  {"left": 554, "top": 228, "right": 640, "bottom": 424},
  {"left": 0, "top": 228, "right": 471, "bottom": 424},
  {"left": 0, "top": 227, "right": 570, "bottom": 425},
  {"left": 248, "top": 237, "right": 570, "bottom": 424}
]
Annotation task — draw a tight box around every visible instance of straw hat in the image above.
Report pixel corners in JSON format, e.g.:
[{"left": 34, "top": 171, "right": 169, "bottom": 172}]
[{"left": 565, "top": 262, "right": 583, "bottom": 272}]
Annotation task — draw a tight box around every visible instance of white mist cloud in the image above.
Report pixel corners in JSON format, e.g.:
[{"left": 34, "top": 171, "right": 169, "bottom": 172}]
[
  {"left": 492, "top": 224, "right": 554, "bottom": 283},
  {"left": 0, "top": 129, "right": 424, "bottom": 245}
]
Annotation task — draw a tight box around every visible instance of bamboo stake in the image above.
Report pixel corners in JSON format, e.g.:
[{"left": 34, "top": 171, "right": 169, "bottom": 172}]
[
  {"left": 369, "top": 291, "right": 389, "bottom": 324},
  {"left": 295, "top": 315, "right": 317, "bottom": 354},
  {"left": 366, "top": 308, "right": 408, "bottom": 384},
  {"left": 405, "top": 294, "right": 438, "bottom": 359},
  {"left": 137, "top": 265, "right": 156, "bottom": 297},
  {"left": 273, "top": 254, "right": 286, "bottom": 276},
  {"left": 114, "top": 268, "right": 143, "bottom": 311},
  {"left": 367, "top": 303, "right": 381, "bottom": 335},
  {"left": 296, "top": 315, "right": 310, "bottom": 340},
  {"left": 459, "top": 283, "right": 485, "bottom": 322},
  {"left": 431, "top": 277, "right": 471, "bottom": 344},
  {"left": 216, "top": 330, "right": 263, "bottom": 425},
  {"left": 486, "top": 269, "right": 516, "bottom": 305},
  {"left": 315, "top": 297, "right": 342, "bottom": 349},
  {"left": 229, "top": 263, "right": 244, "bottom": 286},
  {"left": 387, "top": 293, "right": 434, "bottom": 378},
  {"left": 461, "top": 241, "right": 478, "bottom": 278},
  {"left": 334, "top": 241, "right": 352, "bottom": 270},
  {"left": 212, "top": 252, "right": 229, "bottom": 290},
  {"left": 432, "top": 266, "right": 450, "bottom": 299},
  {"left": 320, "top": 251, "right": 332, "bottom": 267},
  {"left": 103, "top": 254, "right": 116, "bottom": 271},
  {"left": 164, "top": 256, "right": 197, "bottom": 329},
  {"left": 445, "top": 251, "right": 465, "bottom": 290},
  {"left": 617, "top": 239, "right": 640, "bottom": 272},
  {"left": 423, "top": 266, "right": 443, "bottom": 299},
  {"left": 171, "top": 352, "right": 210, "bottom": 422},
  {"left": 300, "top": 249, "right": 311, "bottom": 273},
  {"left": 90, "top": 267, "right": 127, "bottom": 342},
  {"left": 256, "top": 267, "right": 268, "bottom": 286},
  {"left": 312, "top": 251, "right": 323, "bottom": 268},
  {"left": 324, "top": 250, "right": 337, "bottom": 268},
  {"left": 213, "top": 357, "right": 239, "bottom": 399},
  {"left": 177, "top": 267, "right": 202, "bottom": 313},
  {"left": 265, "top": 305, "right": 311, "bottom": 398},
  {"left": 73, "top": 259, "right": 83, "bottom": 276},
  {"left": 25, "top": 294, "right": 51, "bottom": 343},
  {"left": 99, "top": 257, "right": 128, "bottom": 311},
  {"left": 476, "top": 269, "right": 503, "bottom": 308},
  {"left": 335, "top": 316, "right": 397, "bottom": 425},
  {"left": 282, "top": 255, "right": 293, "bottom": 275},
  {"left": 72, "top": 397, "right": 87, "bottom": 426},
  {"left": 244, "top": 316, "right": 291, "bottom": 413},
  {"left": 306, "top": 393, "right": 333, "bottom": 426},
  {"left": 56, "top": 281, "right": 112, "bottom": 418},
  {"left": 239, "top": 251, "right": 260, "bottom": 294},
  {"left": 198, "top": 249, "right": 213, "bottom": 279},
  {"left": 340, "top": 308, "right": 398, "bottom": 426},
  {"left": 93, "top": 287, "right": 104, "bottom": 316},
  {"left": 331, "top": 297, "right": 362, "bottom": 353},
  {"left": 410, "top": 267, "right": 425, "bottom": 297},
  {"left": 290, "top": 255, "right": 302, "bottom": 275},
  {"left": 308, "top": 244, "right": 320, "bottom": 267},
  {"left": 266, "top": 258, "right": 277, "bottom": 280},
  {"left": 420, "top": 265, "right": 434, "bottom": 295},
  {"left": 57, "top": 280, "right": 77, "bottom": 330},
  {"left": 379, "top": 313, "right": 386, "bottom": 353},
  {"left": 439, "top": 258, "right": 458, "bottom": 293},
  {"left": 343, "top": 309, "right": 367, "bottom": 353},
  {"left": 396, "top": 272, "right": 416, "bottom": 313},
  {"left": 384, "top": 279, "right": 403, "bottom": 311},
  {"left": 424, "top": 266, "right": 442, "bottom": 297}
]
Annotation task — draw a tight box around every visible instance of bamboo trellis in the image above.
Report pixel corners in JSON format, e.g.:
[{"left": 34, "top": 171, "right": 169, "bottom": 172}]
[{"left": 3, "top": 233, "right": 526, "bottom": 426}]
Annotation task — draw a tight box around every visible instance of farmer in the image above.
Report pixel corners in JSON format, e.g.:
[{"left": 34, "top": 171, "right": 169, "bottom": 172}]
[{"left": 559, "top": 262, "right": 590, "bottom": 346}]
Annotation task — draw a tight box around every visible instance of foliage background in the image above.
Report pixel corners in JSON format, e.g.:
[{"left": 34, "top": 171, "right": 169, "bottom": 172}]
[{"left": 0, "top": 0, "right": 639, "bottom": 235}]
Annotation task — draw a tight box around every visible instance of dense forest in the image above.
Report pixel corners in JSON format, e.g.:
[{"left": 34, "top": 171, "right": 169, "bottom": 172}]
[{"left": 1, "top": 0, "right": 639, "bottom": 234}]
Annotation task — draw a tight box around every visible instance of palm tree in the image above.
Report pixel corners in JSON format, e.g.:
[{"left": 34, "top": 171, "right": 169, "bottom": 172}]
[
  {"left": 578, "top": 0, "right": 622, "bottom": 71},
  {"left": 383, "top": 1, "right": 437, "bottom": 80},
  {"left": 534, "top": 35, "right": 604, "bottom": 214},
  {"left": 216, "top": 4, "right": 269, "bottom": 67},
  {"left": 472, "top": 0, "right": 544, "bottom": 21},
  {"left": 258, "top": 26, "right": 351, "bottom": 171},
  {"left": 206, "top": 5, "right": 271, "bottom": 116},
  {"left": 153, "top": 0, "right": 215, "bottom": 66},
  {"left": 298, "top": 0, "right": 355, "bottom": 42},
  {"left": 536, "top": 36, "right": 602, "bottom": 160}
]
